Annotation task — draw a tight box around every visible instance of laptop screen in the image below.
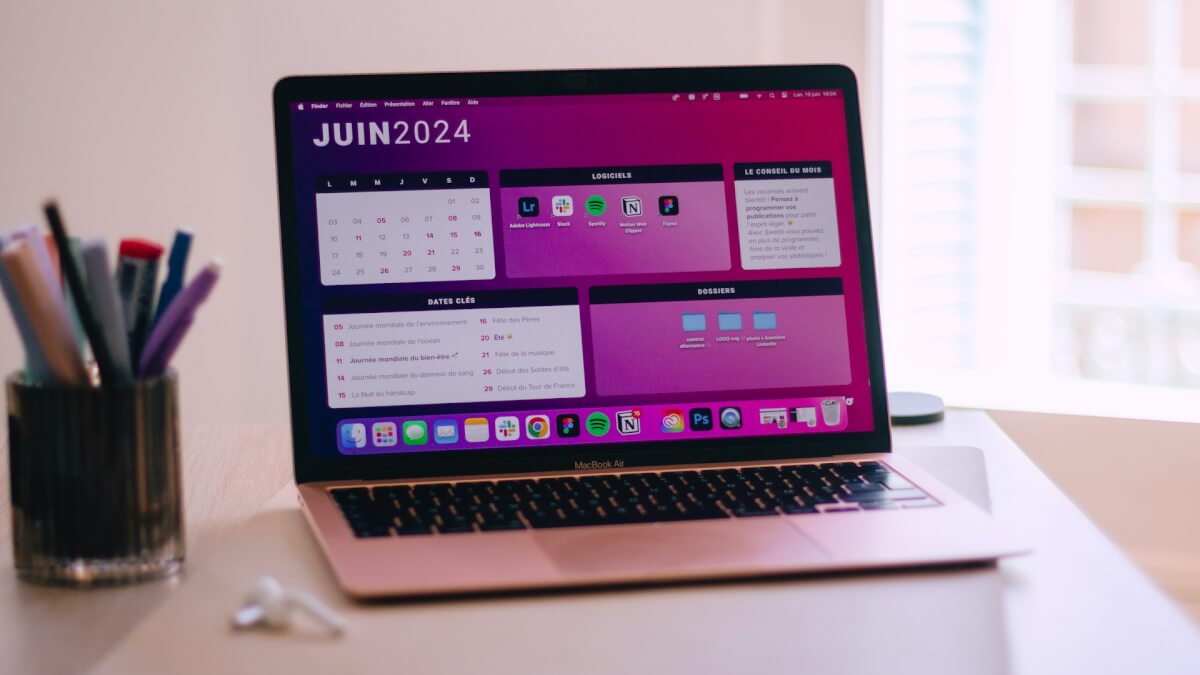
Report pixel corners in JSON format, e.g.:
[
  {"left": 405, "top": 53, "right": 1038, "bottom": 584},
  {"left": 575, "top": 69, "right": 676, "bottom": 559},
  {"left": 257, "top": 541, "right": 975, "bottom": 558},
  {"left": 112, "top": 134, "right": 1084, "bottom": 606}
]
[{"left": 283, "top": 85, "right": 878, "bottom": 459}]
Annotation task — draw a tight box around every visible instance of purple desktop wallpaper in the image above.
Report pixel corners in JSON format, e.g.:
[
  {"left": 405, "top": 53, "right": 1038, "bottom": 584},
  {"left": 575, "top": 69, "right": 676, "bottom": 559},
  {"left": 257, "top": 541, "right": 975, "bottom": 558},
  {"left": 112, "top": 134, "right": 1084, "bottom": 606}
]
[{"left": 286, "top": 91, "right": 877, "bottom": 457}]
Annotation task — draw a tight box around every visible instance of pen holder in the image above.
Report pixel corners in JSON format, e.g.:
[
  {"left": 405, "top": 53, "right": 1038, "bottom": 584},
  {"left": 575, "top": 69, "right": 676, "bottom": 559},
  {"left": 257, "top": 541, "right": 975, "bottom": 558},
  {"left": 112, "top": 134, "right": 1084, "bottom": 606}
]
[{"left": 6, "top": 370, "right": 184, "bottom": 586}]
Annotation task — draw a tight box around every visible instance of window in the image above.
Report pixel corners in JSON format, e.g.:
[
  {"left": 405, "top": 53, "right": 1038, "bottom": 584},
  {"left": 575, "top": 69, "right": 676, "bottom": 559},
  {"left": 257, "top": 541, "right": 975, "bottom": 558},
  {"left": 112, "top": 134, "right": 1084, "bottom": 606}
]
[
  {"left": 877, "top": 0, "right": 1200, "bottom": 421},
  {"left": 1058, "top": 0, "right": 1200, "bottom": 390}
]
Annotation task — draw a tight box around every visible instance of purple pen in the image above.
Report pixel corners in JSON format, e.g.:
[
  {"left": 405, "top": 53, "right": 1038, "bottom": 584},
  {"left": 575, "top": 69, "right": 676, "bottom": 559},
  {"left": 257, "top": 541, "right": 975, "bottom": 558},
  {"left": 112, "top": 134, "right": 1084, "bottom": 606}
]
[{"left": 138, "top": 259, "right": 222, "bottom": 377}]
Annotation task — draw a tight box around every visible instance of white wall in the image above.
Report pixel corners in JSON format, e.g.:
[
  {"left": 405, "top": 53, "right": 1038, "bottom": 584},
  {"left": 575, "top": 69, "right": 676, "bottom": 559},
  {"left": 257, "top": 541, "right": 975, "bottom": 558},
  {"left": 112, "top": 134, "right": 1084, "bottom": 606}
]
[{"left": 0, "top": 0, "right": 869, "bottom": 425}]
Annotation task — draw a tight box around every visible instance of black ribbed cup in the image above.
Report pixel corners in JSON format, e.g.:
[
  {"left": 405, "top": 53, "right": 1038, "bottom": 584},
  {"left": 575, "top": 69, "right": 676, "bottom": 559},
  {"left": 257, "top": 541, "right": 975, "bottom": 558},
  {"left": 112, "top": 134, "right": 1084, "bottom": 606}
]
[{"left": 7, "top": 370, "right": 184, "bottom": 586}]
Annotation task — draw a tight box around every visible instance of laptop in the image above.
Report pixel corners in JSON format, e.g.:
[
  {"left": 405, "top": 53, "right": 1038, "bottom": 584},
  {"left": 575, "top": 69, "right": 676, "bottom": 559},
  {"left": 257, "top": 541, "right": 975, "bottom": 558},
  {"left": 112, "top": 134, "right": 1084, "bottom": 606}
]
[{"left": 272, "top": 65, "right": 1025, "bottom": 598}]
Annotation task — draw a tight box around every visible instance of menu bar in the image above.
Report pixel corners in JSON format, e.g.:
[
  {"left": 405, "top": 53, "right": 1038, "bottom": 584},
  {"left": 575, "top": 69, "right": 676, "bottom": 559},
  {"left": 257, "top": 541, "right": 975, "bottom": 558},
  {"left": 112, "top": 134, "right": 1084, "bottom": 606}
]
[{"left": 294, "top": 90, "right": 841, "bottom": 112}]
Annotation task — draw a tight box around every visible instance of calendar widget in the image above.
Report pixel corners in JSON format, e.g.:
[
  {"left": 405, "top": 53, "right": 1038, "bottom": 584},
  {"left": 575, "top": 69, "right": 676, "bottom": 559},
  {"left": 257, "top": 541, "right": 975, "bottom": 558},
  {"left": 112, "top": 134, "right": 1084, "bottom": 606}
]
[
  {"left": 315, "top": 171, "right": 495, "bottom": 286},
  {"left": 323, "top": 288, "right": 586, "bottom": 408}
]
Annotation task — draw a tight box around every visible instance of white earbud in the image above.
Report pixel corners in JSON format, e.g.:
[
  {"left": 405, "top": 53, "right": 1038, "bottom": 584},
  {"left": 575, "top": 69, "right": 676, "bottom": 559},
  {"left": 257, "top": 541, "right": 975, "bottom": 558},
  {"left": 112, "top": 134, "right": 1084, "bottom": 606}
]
[{"left": 231, "top": 576, "right": 347, "bottom": 634}]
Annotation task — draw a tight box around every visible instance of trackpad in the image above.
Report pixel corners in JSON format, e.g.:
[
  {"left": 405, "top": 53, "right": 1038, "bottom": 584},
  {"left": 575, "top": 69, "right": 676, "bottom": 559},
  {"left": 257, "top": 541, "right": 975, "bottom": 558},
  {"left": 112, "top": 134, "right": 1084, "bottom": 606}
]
[{"left": 534, "top": 519, "right": 829, "bottom": 574}]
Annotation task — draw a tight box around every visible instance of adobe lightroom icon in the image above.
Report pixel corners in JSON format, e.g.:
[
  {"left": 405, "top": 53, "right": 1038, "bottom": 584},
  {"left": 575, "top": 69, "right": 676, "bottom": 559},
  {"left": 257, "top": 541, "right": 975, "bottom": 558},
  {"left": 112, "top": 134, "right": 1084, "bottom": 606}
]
[{"left": 517, "top": 196, "right": 539, "bottom": 217}]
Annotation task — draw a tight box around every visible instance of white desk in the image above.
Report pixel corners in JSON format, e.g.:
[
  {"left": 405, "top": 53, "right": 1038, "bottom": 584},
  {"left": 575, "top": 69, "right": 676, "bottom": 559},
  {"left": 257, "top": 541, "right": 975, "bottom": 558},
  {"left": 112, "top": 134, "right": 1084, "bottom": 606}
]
[{"left": 2, "top": 411, "right": 1198, "bottom": 674}]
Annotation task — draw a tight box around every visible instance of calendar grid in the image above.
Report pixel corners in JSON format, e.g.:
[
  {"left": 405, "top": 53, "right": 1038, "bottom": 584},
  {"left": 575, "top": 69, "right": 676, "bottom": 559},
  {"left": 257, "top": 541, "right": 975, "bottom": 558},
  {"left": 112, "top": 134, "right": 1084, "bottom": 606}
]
[{"left": 315, "top": 171, "right": 495, "bottom": 286}]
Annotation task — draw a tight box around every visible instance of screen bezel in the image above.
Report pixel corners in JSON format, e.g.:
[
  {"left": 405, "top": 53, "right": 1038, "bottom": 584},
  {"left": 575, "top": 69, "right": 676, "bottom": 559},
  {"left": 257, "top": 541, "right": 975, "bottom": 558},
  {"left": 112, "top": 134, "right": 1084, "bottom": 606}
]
[{"left": 273, "top": 65, "right": 891, "bottom": 485}]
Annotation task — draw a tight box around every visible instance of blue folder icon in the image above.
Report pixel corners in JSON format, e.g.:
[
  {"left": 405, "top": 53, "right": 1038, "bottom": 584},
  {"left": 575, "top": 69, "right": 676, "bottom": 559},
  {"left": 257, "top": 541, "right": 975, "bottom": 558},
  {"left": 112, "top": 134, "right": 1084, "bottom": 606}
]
[
  {"left": 752, "top": 311, "right": 777, "bottom": 330},
  {"left": 681, "top": 313, "right": 706, "bottom": 332},
  {"left": 718, "top": 312, "right": 743, "bottom": 331}
]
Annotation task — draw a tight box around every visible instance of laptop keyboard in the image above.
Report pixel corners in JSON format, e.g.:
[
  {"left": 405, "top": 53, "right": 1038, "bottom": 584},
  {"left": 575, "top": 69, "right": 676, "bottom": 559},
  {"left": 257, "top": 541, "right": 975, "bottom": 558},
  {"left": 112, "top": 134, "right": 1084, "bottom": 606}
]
[{"left": 330, "top": 460, "right": 939, "bottom": 538}]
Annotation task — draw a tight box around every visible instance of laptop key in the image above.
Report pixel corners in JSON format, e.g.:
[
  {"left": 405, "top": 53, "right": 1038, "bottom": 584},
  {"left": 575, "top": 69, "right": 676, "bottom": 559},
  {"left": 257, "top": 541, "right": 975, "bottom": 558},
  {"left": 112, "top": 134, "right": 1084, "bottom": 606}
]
[
  {"left": 880, "top": 474, "right": 916, "bottom": 490},
  {"left": 841, "top": 492, "right": 899, "bottom": 503},
  {"left": 479, "top": 519, "right": 526, "bottom": 532},
  {"left": 352, "top": 525, "right": 393, "bottom": 537},
  {"left": 526, "top": 510, "right": 569, "bottom": 528},
  {"left": 331, "top": 487, "right": 370, "bottom": 504},
  {"left": 807, "top": 486, "right": 840, "bottom": 500},
  {"left": 881, "top": 488, "right": 927, "bottom": 500},
  {"left": 844, "top": 482, "right": 886, "bottom": 494},
  {"left": 731, "top": 507, "right": 779, "bottom": 517}
]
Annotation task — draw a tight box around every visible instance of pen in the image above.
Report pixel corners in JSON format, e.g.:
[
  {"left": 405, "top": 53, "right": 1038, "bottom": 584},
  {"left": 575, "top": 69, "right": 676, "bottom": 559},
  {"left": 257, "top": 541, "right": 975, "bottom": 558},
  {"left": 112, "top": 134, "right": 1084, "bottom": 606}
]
[
  {"left": 0, "top": 233, "right": 53, "bottom": 382},
  {"left": 115, "top": 238, "right": 164, "bottom": 366},
  {"left": 139, "top": 259, "right": 221, "bottom": 377},
  {"left": 153, "top": 228, "right": 193, "bottom": 327},
  {"left": 64, "top": 235, "right": 91, "bottom": 358},
  {"left": 10, "top": 226, "right": 77, "bottom": 359},
  {"left": 81, "top": 238, "right": 134, "bottom": 382},
  {"left": 10, "top": 226, "right": 63, "bottom": 299},
  {"left": 1, "top": 240, "right": 87, "bottom": 385},
  {"left": 44, "top": 202, "right": 121, "bottom": 384}
]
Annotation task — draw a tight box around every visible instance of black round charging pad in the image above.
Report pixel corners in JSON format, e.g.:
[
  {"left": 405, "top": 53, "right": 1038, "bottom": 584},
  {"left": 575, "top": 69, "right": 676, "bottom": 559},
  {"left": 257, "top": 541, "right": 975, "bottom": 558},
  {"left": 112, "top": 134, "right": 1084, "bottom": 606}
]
[{"left": 888, "top": 391, "right": 945, "bottom": 425}]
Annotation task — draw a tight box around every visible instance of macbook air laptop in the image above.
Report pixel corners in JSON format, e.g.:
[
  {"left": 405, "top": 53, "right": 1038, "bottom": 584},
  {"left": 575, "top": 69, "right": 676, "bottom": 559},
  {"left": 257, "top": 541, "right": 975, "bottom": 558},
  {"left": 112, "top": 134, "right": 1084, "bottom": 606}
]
[{"left": 272, "top": 65, "right": 1025, "bottom": 598}]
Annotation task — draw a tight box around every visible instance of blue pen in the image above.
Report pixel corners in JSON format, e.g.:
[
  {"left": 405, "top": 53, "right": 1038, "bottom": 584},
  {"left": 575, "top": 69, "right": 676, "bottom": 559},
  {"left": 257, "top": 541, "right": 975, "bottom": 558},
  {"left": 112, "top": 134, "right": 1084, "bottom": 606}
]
[
  {"left": 115, "top": 238, "right": 163, "bottom": 366},
  {"left": 0, "top": 233, "right": 53, "bottom": 382},
  {"left": 153, "top": 228, "right": 193, "bottom": 326}
]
